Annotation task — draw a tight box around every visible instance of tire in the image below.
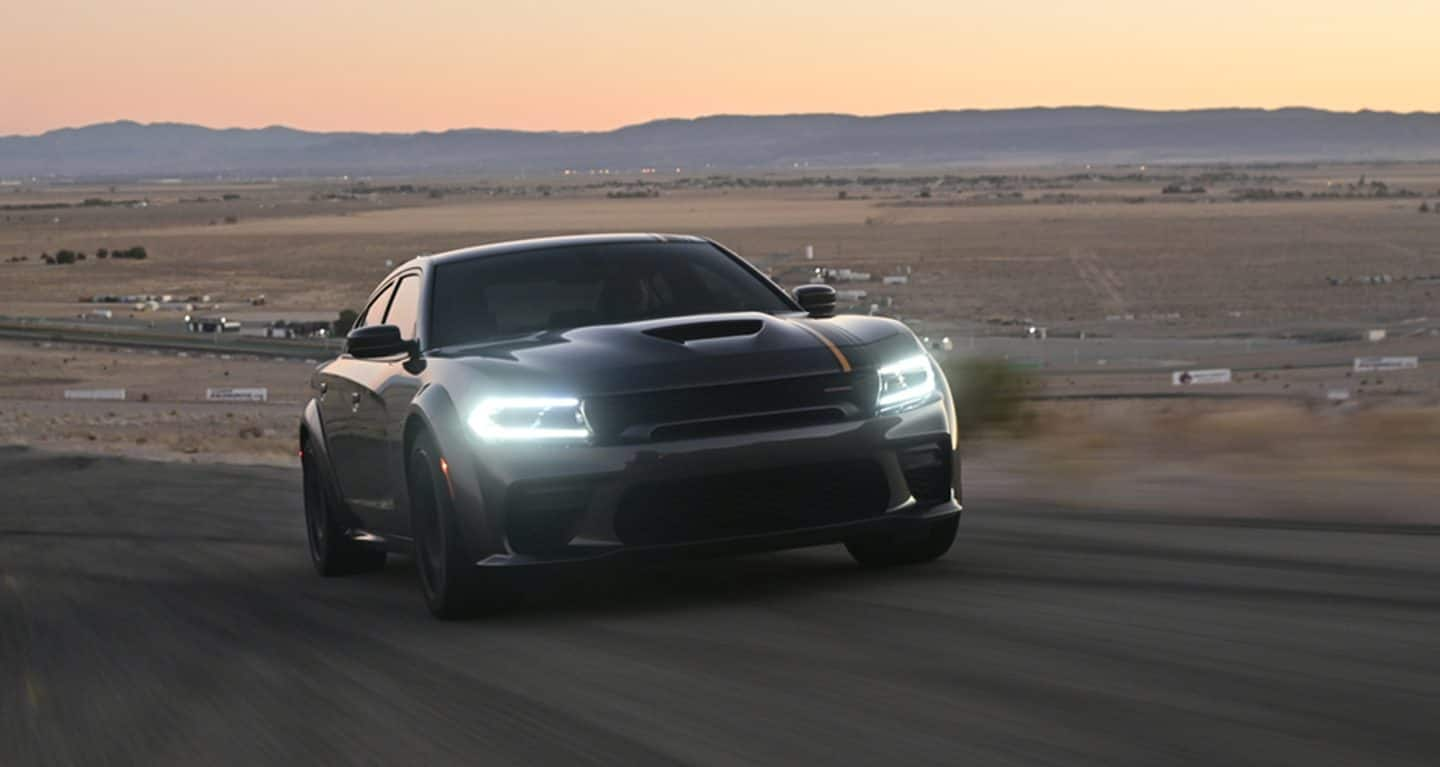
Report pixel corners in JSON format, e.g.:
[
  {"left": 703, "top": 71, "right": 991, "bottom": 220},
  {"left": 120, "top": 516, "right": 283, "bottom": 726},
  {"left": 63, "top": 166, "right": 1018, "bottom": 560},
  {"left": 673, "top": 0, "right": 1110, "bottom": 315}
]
[
  {"left": 302, "top": 440, "right": 387, "bottom": 576},
  {"left": 408, "top": 431, "right": 506, "bottom": 619},
  {"left": 845, "top": 514, "right": 959, "bottom": 567}
]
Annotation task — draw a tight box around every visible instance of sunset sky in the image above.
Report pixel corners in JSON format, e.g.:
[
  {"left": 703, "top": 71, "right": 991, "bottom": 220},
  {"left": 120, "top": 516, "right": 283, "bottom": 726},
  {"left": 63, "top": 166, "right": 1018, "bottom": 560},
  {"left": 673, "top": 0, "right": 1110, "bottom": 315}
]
[{"left": 6, "top": 0, "right": 1438, "bottom": 135}]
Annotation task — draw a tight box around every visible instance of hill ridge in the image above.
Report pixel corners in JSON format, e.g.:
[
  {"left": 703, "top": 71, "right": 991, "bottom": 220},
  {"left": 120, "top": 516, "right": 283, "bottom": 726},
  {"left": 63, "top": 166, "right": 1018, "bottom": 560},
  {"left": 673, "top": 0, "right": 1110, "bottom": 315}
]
[{"left": 5, "top": 106, "right": 1440, "bottom": 176}]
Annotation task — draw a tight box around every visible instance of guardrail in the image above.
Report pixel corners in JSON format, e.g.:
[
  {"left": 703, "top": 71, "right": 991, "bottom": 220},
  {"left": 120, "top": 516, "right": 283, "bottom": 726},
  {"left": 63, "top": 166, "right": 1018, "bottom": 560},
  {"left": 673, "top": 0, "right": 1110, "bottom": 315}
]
[{"left": 0, "top": 320, "right": 342, "bottom": 361}]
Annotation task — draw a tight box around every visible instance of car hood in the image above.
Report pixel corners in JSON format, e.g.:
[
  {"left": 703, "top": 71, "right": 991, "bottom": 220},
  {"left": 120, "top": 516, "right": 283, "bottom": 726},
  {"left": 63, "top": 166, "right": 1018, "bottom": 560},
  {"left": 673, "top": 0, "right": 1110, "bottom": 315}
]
[{"left": 438, "top": 312, "right": 919, "bottom": 396}]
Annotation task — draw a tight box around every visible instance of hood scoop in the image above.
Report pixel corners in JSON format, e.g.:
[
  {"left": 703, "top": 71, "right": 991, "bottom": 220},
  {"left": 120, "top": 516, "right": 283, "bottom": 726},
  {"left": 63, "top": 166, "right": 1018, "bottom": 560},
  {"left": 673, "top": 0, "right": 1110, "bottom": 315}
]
[{"left": 644, "top": 319, "right": 764, "bottom": 344}]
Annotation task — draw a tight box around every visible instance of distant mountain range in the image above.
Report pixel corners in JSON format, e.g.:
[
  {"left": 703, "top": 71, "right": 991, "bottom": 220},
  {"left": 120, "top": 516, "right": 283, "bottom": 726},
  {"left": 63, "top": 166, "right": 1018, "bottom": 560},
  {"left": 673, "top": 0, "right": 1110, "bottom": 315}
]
[{"left": 5, "top": 107, "right": 1440, "bottom": 178}]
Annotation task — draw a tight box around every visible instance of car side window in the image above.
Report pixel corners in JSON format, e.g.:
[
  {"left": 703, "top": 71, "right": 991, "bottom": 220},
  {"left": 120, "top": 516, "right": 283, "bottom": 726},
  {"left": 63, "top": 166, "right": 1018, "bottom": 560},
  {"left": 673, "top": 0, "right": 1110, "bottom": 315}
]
[
  {"left": 357, "top": 282, "right": 395, "bottom": 329},
  {"left": 383, "top": 275, "right": 422, "bottom": 341}
]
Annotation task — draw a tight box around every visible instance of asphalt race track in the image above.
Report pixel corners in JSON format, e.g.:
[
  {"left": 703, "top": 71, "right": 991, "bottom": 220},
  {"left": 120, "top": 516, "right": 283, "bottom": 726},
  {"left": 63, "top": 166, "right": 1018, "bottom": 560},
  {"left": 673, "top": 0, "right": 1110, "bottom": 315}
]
[{"left": 2, "top": 445, "right": 1437, "bottom": 765}]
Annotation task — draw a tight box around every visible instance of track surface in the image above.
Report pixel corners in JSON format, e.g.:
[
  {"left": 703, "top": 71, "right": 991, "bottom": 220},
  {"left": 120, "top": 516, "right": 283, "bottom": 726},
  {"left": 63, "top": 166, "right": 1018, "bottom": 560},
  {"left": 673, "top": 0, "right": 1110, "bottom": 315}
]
[{"left": 2, "top": 446, "right": 1437, "bottom": 765}]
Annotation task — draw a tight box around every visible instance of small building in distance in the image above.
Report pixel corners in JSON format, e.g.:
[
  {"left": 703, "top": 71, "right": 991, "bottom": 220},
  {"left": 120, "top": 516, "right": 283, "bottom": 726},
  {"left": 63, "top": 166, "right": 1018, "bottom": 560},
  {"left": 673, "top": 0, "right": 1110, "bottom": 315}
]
[
  {"left": 184, "top": 315, "right": 240, "bottom": 333},
  {"left": 258, "top": 320, "right": 331, "bottom": 339}
]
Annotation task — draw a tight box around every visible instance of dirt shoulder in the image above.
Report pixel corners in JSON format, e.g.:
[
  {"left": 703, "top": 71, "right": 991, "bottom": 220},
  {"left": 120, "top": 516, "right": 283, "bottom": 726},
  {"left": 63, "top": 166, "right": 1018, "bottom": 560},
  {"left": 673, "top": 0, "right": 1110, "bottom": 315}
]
[
  {"left": 966, "top": 399, "right": 1440, "bottom": 525},
  {"left": 4, "top": 339, "right": 1437, "bottom": 522}
]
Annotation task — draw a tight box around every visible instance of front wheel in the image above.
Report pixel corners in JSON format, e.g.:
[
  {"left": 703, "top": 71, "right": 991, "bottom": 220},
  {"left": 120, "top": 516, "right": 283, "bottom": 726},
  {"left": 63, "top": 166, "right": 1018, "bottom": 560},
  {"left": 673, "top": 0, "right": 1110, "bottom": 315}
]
[
  {"left": 845, "top": 514, "right": 959, "bottom": 567},
  {"left": 408, "top": 432, "right": 509, "bottom": 619}
]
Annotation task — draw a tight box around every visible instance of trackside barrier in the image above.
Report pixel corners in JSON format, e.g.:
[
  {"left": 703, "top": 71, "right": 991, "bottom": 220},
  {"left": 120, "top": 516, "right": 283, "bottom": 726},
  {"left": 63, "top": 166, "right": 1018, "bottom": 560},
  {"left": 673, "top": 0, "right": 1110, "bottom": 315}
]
[
  {"left": 205, "top": 387, "right": 269, "bottom": 402},
  {"left": 63, "top": 388, "right": 126, "bottom": 400},
  {"left": 1354, "top": 357, "right": 1419, "bottom": 372},
  {"left": 1171, "top": 369, "right": 1232, "bottom": 386}
]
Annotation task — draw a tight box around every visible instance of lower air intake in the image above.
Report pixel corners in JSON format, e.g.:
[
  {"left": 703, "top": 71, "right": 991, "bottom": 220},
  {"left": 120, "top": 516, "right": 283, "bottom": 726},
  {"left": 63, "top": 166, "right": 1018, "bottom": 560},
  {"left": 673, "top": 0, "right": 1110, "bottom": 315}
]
[
  {"left": 899, "top": 442, "right": 952, "bottom": 503},
  {"left": 505, "top": 481, "right": 592, "bottom": 554},
  {"left": 614, "top": 460, "right": 888, "bottom": 546}
]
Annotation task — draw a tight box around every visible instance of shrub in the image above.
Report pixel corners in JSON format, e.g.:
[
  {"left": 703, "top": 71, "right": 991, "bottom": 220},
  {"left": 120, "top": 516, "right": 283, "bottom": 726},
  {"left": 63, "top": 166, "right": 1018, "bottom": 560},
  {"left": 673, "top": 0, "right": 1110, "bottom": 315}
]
[
  {"left": 96, "top": 248, "right": 108, "bottom": 259},
  {"left": 605, "top": 188, "right": 660, "bottom": 199},
  {"left": 941, "top": 357, "right": 1032, "bottom": 435},
  {"left": 111, "top": 246, "right": 147, "bottom": 260},
  {"left": 54, "top": 249, "right": 76, "bottom": 265}
]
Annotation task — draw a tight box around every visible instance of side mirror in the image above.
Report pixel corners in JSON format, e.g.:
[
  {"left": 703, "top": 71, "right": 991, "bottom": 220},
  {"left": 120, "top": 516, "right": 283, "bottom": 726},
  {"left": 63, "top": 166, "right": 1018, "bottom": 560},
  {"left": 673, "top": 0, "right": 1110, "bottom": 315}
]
[
  {"left": 346, "top": 324, "right": 414, "bottom": 359},
  {"left": 794, "top": 284, "right": 837, "bottom": 318}
]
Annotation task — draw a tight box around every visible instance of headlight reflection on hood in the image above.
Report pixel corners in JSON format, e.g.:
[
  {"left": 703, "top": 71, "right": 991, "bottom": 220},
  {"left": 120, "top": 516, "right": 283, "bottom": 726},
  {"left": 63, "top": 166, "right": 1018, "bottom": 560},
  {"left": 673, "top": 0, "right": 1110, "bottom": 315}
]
[
  {"left": 876, "top": 355, "right": 937, "bottom": 413},
  {"left": 468, "top": 396, "right": 591, "bottom": 442}
]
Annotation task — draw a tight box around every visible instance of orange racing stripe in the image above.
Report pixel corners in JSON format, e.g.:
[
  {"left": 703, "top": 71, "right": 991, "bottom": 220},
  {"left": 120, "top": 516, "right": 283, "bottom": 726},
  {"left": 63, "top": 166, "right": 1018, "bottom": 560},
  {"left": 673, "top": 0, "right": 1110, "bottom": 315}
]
[{"left": 788, "top": 319, "right": 853, "bottom": 373}]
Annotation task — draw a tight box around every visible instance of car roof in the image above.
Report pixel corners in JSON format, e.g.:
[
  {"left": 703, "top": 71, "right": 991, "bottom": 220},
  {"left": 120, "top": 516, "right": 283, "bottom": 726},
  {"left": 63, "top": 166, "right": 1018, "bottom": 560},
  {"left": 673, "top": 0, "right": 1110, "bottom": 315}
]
[{"left": 409, "top": 233, "right": 711, "bottom": 271}]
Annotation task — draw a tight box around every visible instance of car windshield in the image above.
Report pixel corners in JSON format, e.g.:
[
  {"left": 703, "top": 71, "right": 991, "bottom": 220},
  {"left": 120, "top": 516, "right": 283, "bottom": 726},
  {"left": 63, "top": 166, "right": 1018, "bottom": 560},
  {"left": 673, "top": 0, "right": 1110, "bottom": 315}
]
[{"left": 429, "top": 242, "right": 795, "bottom": 348}]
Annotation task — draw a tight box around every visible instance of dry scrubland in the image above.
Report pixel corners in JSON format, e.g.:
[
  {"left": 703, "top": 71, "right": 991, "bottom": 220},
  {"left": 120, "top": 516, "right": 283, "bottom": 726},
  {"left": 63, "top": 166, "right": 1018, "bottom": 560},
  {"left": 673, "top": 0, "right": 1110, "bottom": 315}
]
[
  {"left": 0, "top": 341, "right": 303, "bottom": 464},
  {"left": 2, "top": 163, "right": 1439, "bottom": 517},
  {"left": 4, "top": 162, "right": 1440, "bottom": 328}
]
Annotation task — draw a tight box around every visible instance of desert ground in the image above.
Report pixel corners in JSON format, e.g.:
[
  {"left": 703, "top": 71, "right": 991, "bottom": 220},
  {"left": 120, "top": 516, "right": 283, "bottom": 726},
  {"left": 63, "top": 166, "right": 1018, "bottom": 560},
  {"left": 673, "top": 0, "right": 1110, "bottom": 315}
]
[
  {"left": 2, "top": 163, "right": 1438, "bottom": 518},
  {"left": 5, "top": 162, "right": 1440, "bottom": 328}
]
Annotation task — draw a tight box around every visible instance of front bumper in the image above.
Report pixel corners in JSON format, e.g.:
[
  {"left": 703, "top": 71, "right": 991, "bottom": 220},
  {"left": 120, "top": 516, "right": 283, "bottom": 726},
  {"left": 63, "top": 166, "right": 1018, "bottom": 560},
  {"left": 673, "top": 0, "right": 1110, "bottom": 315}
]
[{"left": 447, "top": 398, "right": 960, "bottom": 567}]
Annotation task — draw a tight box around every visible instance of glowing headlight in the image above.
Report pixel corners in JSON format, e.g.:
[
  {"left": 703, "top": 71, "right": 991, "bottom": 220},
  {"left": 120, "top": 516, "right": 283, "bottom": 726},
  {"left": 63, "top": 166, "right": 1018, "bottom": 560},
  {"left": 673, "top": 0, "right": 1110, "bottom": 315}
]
[
  {"left": 468, "top": 396, "right": 590, "bottom": 442},
  {"left": 876, "top": 355, "right": 937, "bottom": 413}
]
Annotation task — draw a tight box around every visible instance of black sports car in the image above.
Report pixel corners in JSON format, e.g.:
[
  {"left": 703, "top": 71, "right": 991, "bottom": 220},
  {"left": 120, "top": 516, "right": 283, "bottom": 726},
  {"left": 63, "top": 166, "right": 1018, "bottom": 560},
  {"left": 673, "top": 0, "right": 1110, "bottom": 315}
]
[{"left": 300, "top": 234, "right": 962, "bottom": 617}]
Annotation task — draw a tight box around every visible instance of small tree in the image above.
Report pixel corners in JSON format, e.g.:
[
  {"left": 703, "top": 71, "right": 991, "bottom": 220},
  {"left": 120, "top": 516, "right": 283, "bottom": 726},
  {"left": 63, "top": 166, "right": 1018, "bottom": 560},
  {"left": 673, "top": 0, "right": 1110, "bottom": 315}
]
[
  {"left": 96, "top": 248, "right": 108, "bottom": 259},
  {"left": 334, "top": 308, "right": 359, "bottom": 337},
  {"left": 54, "top": 249, "right": 76, "bottom": 265}
]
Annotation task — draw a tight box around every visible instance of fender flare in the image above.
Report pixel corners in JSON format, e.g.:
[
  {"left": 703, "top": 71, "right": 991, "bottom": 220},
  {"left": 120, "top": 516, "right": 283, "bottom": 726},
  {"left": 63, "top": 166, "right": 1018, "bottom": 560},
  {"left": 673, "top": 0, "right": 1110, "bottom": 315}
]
[
  {"left": 403, "top": 386, "right": 500, "bottom": 560},
  {"left": 299, "top": 399, "right": 334, "bottom": 483},
  {"left": 299, "top": 398, "right": 365, "bottom": 530}
]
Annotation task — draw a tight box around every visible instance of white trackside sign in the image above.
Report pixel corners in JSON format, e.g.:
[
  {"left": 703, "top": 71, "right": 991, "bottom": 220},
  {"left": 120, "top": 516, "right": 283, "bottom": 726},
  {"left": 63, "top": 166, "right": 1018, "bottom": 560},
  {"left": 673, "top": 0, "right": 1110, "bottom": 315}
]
[
  {"left": 64, "top": 388, "right": 126, "bottom": 400},
  {"left": 205, "top": 387, "right": 269, "bottom": 402},
  {"left": 1171, "top": 369, "right": 1232, "bottom": 386},
  {"left": 1353, "top": 357, "right": 1419, "bottom": 372}
]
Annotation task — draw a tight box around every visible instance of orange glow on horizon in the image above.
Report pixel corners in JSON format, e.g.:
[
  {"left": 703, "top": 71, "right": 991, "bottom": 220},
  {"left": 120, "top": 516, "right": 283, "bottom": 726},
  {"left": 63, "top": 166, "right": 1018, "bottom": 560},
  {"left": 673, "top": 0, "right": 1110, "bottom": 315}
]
[{"left": 5, "top": 0, "right": 1439, "bottom": 136}]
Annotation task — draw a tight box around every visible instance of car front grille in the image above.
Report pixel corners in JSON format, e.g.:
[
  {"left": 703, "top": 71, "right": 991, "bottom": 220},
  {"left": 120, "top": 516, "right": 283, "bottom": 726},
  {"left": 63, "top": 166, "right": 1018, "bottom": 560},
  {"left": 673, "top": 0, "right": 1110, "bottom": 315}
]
[
  {"left": 584, "top": 372, "right": 875, "bottom": 443},
  {"left": 613, "top": 460, "right": 889, "bottom": 546}
]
